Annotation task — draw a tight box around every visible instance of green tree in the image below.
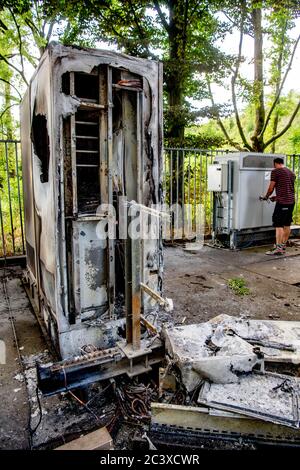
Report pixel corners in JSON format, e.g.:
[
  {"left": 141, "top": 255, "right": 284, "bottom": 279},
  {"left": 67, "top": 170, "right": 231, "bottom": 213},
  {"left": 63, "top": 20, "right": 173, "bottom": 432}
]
[
  {"left": 0, "top": 1, "right": 59, "bottom": 255},
  {"left": 206, "top": 0, "right": 300, "bottom": 152},
  {"left": 43, "top": 0, "right": 230, "bottom": 144},
  {"left": 0, "top": 1, "right": 60, "bottom": 116},
  {"left": 197, "top": 89, "right": 300, "bottom": 154}
]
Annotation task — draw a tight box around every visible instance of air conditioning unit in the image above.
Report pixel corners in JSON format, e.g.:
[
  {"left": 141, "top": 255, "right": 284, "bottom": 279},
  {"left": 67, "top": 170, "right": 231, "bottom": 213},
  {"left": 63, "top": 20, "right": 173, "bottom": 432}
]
[{"left": 207, "top": 153, "right": 286, "bottom": 249}]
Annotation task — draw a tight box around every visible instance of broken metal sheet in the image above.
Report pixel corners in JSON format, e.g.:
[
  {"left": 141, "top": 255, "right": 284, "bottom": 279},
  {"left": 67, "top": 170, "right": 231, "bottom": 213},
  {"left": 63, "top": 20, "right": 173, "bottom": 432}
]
[
  {"left": 163, "top": 323, "right": 262, "bottom": 391},
  {"left": 151, "top": 402, "right": 300, "bottom": 446},
  {"left": 198, "top": 372, "right": 300, "bottom": 429},
  {"left": 209, "top": 314, "right": 300, "bottom": 364}
]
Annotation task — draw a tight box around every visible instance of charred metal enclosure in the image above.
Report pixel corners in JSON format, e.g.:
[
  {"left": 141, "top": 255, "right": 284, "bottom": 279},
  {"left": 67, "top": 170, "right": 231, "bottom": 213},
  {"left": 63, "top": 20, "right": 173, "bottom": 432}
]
[{"left": 21, "top": 43, "right": 164, "bottom": 361}]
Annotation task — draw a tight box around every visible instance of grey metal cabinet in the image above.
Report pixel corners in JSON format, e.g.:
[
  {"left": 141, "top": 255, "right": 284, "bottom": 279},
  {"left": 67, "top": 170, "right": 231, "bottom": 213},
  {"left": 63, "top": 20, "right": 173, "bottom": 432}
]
[
  {"left": 21, "top": 43, "right": 163, "bottom": 358},
  {"left": 208, "top": 153, "right": 285, "bottom": 248}
]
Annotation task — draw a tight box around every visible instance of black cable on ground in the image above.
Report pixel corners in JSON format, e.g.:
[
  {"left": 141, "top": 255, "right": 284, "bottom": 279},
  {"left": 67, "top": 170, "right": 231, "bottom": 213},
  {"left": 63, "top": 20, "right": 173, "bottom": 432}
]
[{"left": 30, "top": 387, "right": 43, "bottom": 435}]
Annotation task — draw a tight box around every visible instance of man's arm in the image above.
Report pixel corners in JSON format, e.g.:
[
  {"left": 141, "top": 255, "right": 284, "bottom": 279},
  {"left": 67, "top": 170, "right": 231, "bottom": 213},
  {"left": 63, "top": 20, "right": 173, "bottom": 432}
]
[{"left": 263, "top": 180, "right": 276, "bottom": 199}]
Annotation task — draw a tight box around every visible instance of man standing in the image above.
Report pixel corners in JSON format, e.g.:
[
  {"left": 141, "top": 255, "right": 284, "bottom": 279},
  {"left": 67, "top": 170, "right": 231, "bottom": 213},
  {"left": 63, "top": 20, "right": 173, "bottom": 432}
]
[{"left": 262, "top": 157, "right": 295, "bottom": 255}]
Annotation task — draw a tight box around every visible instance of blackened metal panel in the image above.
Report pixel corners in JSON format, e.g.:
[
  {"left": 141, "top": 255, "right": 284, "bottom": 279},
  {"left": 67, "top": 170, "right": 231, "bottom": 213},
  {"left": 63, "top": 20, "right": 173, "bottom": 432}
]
[
  {"left": 20, "top": 89, "right": 36, "bottom": 277},
  {"left": 72, "top": 218, "right": 108, "bottom": 320},
  {"left": 107, "top": 66, "right": 115, "bottom": 318},
  {"left": 29, "top": 54, "right": 57, "bottom": 314}
]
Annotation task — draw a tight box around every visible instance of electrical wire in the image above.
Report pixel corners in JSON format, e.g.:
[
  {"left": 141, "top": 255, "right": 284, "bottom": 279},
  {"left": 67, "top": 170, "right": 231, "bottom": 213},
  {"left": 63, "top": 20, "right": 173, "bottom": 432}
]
[
  {"left": 30, "top": 387, "right": 43, "bottom": 435},
  {"left": 62, "top": 368, "right": 115, "bottom": 425},
  {"left": 115, "top": 381, "right": 157, "bottom": 424}
]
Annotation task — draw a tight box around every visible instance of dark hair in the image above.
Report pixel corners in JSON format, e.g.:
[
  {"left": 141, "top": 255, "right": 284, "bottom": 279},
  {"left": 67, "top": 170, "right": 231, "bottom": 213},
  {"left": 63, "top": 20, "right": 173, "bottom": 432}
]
[{"left": 273, "top": 157, "right": 284, "bottom": 165}]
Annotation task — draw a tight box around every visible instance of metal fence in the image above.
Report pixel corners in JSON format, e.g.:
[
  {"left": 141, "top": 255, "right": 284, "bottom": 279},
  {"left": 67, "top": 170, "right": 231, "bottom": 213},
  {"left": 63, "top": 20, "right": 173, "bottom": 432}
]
[
  {"left": 0, "top": 142, "right": 300, "bottom": 258},
  {"left": 163, "top": 148, "right": 300, "bottom": 241},
  {"left": 0, "top": 139, "right": 25, "bottom": 258}
]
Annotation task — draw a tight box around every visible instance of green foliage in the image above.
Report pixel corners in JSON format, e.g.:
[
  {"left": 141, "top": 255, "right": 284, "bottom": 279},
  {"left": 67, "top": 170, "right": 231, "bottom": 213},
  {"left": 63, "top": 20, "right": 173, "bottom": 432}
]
[
  {"left": 227, "top": 277, "right": 250, "bottom": 296},
  {"left": 0, "top": 3, "right": 60, "bottom": 256},
  {"left": 206, "top": 1, "right": 300, "bottom": 152},
  {"left": 195, "top": 90, "right": 300, "bottom": 154},
  {"left": 1, "top": 0, "right": 299, "bottom": 147},
  {"left": 0, "top": 2, "right": 60, "bottom": 133},
  {"left": 43, "top": 0, "right": 231, "bottom": 140},
  {"left": 165, "top": 133, "right": 226, "bottom": 150},
  {"left": 0, "top": 141, "right": 24, "bottom": 256}
]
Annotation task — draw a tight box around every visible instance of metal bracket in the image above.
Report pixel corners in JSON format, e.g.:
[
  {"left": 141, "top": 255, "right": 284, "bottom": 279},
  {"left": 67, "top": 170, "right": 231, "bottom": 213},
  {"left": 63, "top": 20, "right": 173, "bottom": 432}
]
[{"left": 140, "top": 282, "right": 173, "bottom": 312}]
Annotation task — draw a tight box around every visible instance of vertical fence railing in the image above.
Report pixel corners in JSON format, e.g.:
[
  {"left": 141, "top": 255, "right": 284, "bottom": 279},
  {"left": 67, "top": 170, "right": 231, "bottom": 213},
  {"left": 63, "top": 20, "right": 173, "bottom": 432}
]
[
  {"left": 163, "top": 148, "right": 228, "bottom": 241},
  {"left": 0, "top": 139, "right": 25, "bottom": 258},
  {"left": 286, "top": 154, "right": 300, "bottom": 226},
  {"left": 163, "top": 149, "right": 300, "bottom": 241},
  {"left": 0, "top": 144, "right": 299, "bottom": 256}
]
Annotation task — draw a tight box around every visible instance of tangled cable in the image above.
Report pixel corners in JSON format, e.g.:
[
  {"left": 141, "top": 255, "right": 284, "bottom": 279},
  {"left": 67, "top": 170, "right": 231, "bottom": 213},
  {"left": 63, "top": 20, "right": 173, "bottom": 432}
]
[{"left": 115, "top": 382, "right": 157, "bottom": 423}]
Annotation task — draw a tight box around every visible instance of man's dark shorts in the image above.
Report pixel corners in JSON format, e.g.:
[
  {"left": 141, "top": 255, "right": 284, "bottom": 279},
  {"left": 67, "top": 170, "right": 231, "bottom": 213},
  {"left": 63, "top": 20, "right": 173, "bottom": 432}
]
[{"left": 272, "top": 203, "right": 295, "bottom": 227}]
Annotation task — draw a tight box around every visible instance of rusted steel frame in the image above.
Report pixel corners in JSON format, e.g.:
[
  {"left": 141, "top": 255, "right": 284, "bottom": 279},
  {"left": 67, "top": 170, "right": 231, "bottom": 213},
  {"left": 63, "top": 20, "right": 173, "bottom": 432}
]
[
  {"left": 125, "top": 223, "right": 133, "bottom": 345},
  {"left": 125, "top": 210, "right": 141, "bottom": 349},
  {"left": 78, "top": 101, "right": 105, "bottom": 110},
  {"left": 37, "top": 342, "right": 164, "bottom": 395},
  {"left": 137, "top": 89, "right": 144, "bottom": 314},
  {"left": 131, "top": 233, "right": 141, "bottom": 350},
  {"left": 140, "top": 315, "right": 158, "bottom": 335},
  {"left": 70, "top": 72, "right": 77, "bottom": 217},
  {"left": 107, "top": 66, "right": 115, "bottom": 318},
  {"left": 59, "top": 113, "right": 69, "bottom": 317},
  {"left": 99, "top": 65, "right": 108, "bottom": 205},
  {"left": 140, "top": 282, "right": 166, "bottom": 308}
]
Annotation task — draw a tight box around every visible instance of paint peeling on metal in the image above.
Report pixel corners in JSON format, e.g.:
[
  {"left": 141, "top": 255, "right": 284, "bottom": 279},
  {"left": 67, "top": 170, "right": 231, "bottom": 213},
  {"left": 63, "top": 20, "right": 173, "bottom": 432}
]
[{"left": 21, "top": 42, "right": 163, "bottom": 359}]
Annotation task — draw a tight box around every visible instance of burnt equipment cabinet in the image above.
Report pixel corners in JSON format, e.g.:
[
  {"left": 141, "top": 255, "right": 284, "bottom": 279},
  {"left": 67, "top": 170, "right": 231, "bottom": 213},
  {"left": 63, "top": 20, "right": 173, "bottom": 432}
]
[{"left": 21, "top": 43, "right": 164, "bottom": 362}]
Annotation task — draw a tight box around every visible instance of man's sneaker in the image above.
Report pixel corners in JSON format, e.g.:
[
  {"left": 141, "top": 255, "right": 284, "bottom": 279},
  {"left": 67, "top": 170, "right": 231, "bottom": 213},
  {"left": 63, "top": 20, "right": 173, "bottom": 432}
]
[{"left": 266, "top": 245, "right": 284, "bottom": 255}]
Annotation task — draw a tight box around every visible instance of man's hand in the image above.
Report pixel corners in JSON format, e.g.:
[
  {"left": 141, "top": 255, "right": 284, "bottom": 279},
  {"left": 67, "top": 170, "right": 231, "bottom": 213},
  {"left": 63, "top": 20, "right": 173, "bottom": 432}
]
[{"left": 259, "top": 195, "right": 268, "bottom": 201}]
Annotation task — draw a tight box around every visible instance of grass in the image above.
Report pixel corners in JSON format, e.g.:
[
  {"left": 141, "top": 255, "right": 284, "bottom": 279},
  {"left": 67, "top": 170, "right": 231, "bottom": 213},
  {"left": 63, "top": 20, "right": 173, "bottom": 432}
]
[{"left": 227, "top": 277, "right": 250, "bottom": 296}]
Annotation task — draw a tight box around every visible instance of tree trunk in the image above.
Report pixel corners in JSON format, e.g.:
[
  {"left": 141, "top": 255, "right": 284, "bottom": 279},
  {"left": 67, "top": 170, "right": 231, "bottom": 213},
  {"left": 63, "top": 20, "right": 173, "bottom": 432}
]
[
  {"left": 271, "top": 112, "right": 279, "bottom": 153},
  {"left": 165, "top": 0, "right": 187, "bottom": 144},
  {"left": 270, "top": 21, "right": 287, "bottom": 154},
  {"left": 251, "top": 5, "right": 265, "bottom": 152}
]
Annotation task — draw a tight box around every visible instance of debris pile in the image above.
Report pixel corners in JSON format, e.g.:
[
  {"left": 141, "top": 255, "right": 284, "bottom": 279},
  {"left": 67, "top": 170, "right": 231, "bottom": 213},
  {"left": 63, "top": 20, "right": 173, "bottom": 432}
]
[
  {"left": 163, "top": 314, "right": 300, "bottom": 430},
  {"left": 115, "top": 381, "right": 158, "bottom": 424}
]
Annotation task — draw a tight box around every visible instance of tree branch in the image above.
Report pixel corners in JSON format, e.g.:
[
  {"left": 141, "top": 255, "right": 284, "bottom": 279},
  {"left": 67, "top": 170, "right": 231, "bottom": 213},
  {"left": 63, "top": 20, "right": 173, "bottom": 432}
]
[
  {"left": 207, "top": 78, "right": 245, "bottom": 151},
  {"left": 97, "top": 10, "right": 128, "bottom": 42},
  {"left": 127, "top": 0, "right": 151, "bottom": 55},
  {"left": 46, "top": 19, "right": 55, "bottom": 43},
  {"left": 221, "top": 10, "right": 240, "bottom": 29},
  {"left": 8, "top": 7, "right": 27, "bottom": 85},
  {"left": 260, "top": 32, "right": 300, "bottom": 137},
  {"left": 153, "top": 0, "right": 170, "bottom": 32},
  {"left": 231, "top": 4, "right": 252, "bottom": 151},
  {"left": 182, "top": 0, "right": 189, "bottom": 47},
  {"left": 23, "top": 16, "right": 45, "bottom": 57},
  {"left": 0, "top": 103, "right": 18, "bottom": 122},
  {"left": 221, "top": 9, "right": 254, "bottom": 38},
  {"left": 24, "top": 17, "right": 40, "bottom": 36},
  {"left": 264, "top": 99, "right": 300, "bottom": 149},
  {"left": 0, "top": 91, "right": 20, "bottom": 102},
  {"left": 0, "top": 78, "right": 22, "bottom": 100},
  {"left": 189, "top": 0, "right": 203, "bottom": 22},
  {"left": 0, "top": 54, "right": 28, "bottom": 86}
]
